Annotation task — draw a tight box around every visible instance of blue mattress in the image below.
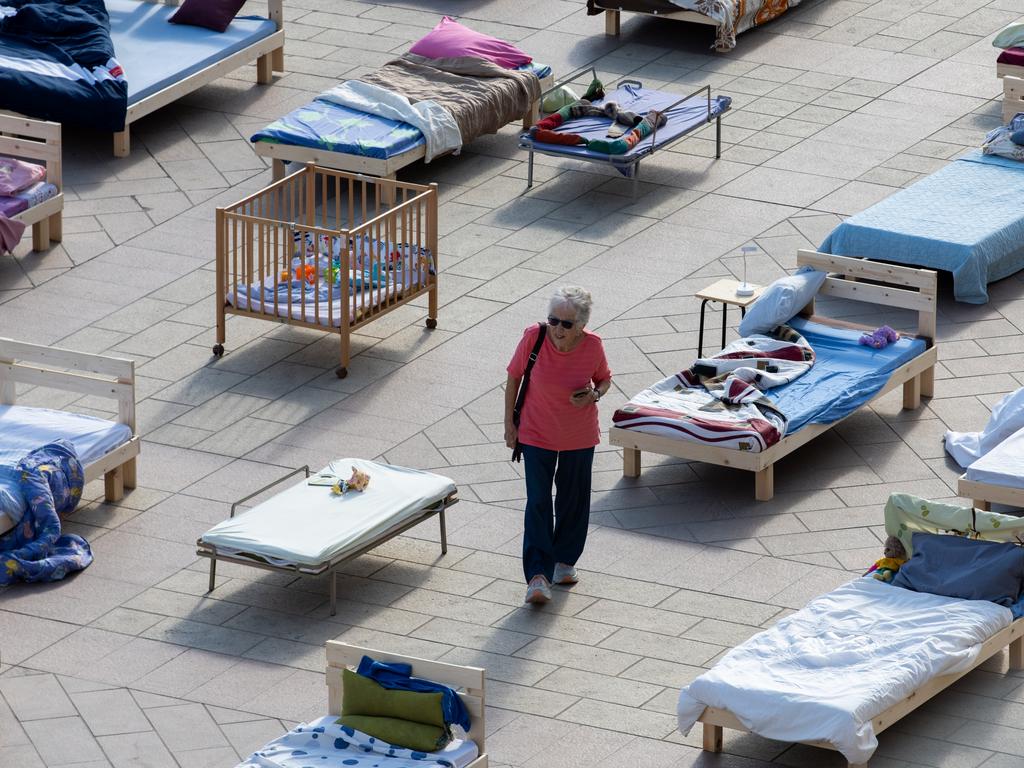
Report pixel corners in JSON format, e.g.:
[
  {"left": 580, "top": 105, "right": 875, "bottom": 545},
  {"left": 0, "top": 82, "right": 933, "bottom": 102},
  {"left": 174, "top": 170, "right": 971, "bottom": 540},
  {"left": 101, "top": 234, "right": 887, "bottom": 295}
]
[
  {"left": 106, "top": 0, "right": 278, "bottom": 105},
  {"left": 773, "top": 317, "right": 927, "bottom": 433},
  {"left": 820, "top": 152, "right": 1024, "bottom": 304},
  {"left": 251, "top": 62, "right": 552, "bottom": 160},
  {"left": 519, "top": 85, "right": 732, "bottom": 165}
]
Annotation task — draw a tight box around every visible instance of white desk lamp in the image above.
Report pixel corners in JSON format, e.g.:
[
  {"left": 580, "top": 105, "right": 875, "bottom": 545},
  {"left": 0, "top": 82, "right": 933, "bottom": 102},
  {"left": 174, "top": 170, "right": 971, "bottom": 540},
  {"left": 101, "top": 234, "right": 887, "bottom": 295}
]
[{"left": 736, "top": 245, "right": 757, "bottom": 297}]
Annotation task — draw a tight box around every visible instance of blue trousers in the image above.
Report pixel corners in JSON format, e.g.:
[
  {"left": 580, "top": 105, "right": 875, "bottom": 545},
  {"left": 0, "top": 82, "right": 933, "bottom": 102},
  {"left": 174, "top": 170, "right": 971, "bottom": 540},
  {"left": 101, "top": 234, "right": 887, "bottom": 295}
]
[{"left": 521, "top": 444, "right": 594, "bottom": 584}]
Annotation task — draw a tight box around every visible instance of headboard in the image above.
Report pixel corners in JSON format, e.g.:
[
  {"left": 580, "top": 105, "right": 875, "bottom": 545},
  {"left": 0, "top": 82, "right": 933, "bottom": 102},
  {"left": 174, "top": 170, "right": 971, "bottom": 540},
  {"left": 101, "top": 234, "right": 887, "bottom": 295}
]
[
  {"left": 325, "top": 641, "right": 486, "bottom": 755},
  {"left": 0, "top": 114, "right": 62, "bottom": 194}
]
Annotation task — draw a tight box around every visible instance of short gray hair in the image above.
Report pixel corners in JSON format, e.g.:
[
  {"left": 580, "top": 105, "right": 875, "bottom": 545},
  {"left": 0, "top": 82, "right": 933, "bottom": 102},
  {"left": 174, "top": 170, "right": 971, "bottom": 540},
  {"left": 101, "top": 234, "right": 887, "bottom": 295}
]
[{"left": 548, "top": 285, "right": 592, "bottom": 328}]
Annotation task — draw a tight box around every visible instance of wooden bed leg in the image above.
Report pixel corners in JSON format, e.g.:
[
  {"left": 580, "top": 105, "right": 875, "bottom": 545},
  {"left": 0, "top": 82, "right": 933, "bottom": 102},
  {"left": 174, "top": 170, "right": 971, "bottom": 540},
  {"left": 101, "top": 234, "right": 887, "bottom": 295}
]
[
  {"left": 272, "top": 158, "right": 286, "bottom": 182},
  {"left": 920, "top": 366, "right": 934, "bottom": 398},
  {"left": 336, "top": 330, "right": 351, "bottom": 379},
  {"left": 256, "top": 53, "right": 272, "bottom": 84},
  {"left": 113, "top": 128, "right": 129, "bottom": 158},
  {"left": 702, "top": 723, "right": 722, "bottom": 753},
  {"left": 104, "top": 465, "right": 124, "bottom": 503},
  {"left": 623, "top": 447, "right": 640, "bottom": 478},
  {"left": 272, "top": 46, "right": 285, "bottom": 73},
  {"left": 755, "top": 465, "right": 774, "bottom": 501},
  {"left": 523, "top": 99, "right": 540, "bottom": 130},
  {"left": 605, "top": 9, "right": 620, "bottom": 35},
  {"left": 48, "top": 211, "right": 62, "bottom": 243},
  {"left": 902, "top": 374, "right": 921, "bottom": 410},
  {"left": 123, "top": 459, "right": 137, "bottom": 491},
  {"left": 1009, "top": 636, "right": 1024, "bottom": 671},
  {"left": 975, "top": 499, "right": 991, "bottom": 511},
  {"left": 31, "top": 218, "right": 50, "bottom": 252}
]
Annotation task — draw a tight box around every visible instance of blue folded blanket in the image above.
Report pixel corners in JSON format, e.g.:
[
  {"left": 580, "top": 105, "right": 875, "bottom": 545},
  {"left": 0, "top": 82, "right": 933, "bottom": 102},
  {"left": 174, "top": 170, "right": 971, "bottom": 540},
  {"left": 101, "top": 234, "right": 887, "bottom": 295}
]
[{"left": 357, "top": 655, "right": 471, "bottom": 732}]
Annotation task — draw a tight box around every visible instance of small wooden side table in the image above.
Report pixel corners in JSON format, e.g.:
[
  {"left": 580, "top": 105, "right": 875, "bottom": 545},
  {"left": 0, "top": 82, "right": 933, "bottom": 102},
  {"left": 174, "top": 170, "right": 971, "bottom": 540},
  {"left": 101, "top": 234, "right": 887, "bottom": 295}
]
[{"left": 696, "top": 279, "right": 764, "bottom": 357}]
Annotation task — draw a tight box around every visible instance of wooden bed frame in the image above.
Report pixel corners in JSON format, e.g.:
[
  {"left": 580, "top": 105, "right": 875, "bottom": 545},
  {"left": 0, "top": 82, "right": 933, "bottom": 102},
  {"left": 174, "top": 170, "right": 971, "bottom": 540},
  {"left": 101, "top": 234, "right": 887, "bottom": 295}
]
[
  {"left": 1003, "top": 75, "right": 1024, "bottom": 124},
  {"left": 112, "top": 0, "right": 285, "bottom": 157},
  {"left": 1, "top": 114, "right": 63, "bottom": 252},
  {"left": 958, "top": 473, "right": 1024, "bottom": 512},
  {"left": 697, "top": 616, "right": 1024, "bottom": 768},
  {"left": 326, "top": 641, "right": 488, "bottom": 767},
  {"left": 196, "top": 465, "right": 458, "bottom": 616},
  {"left": 590, "top": 0, "right": 718, "bottom": 37},
  {"left": 254, "top": 73, "right": 554, "bottom": 183},
  {"left": 0, "top": 338, "right": 140, "bottom": 535},
  {"left": 214, "top": 164, "right": 439, "bottom": 378},
  {"left": 609, "top": 251, "right": 938, "bottom": 500}
]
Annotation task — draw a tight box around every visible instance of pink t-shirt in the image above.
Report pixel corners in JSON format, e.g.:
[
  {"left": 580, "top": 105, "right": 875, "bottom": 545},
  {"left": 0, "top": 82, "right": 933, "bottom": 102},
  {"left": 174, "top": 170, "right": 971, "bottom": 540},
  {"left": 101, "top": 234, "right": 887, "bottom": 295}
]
[{"left": 507, "top": 324, "right": 611, "bottom": 452}]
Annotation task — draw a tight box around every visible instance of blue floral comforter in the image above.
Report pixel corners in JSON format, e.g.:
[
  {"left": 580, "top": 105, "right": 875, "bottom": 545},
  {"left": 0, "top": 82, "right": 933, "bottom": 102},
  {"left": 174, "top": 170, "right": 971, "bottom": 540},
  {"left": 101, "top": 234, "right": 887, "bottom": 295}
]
[{"left": 0, "top": 440, "right": 91, "bottom": 585}]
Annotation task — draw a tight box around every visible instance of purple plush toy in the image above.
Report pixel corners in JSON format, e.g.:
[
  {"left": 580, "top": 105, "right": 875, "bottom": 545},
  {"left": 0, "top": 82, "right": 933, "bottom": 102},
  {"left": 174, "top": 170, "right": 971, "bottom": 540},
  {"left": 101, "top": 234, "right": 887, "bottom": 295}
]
[{"left": 859, "top": 325, "right": 899, "bottom": 349}]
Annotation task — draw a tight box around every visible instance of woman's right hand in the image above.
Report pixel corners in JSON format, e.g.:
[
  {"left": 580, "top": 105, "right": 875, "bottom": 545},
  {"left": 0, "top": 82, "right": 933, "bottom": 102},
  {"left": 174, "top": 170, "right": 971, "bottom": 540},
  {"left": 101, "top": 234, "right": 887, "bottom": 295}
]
[{"left": 504, "top": 422, "right": 517, "bottom": 449}]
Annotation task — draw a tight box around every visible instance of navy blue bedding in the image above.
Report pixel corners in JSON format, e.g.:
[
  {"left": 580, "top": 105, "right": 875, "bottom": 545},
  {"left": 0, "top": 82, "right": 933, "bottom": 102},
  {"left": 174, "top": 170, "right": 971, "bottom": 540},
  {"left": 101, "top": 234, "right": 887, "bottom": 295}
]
[{"left": 0, "top": 0, "right": 127, "bottom": 132}]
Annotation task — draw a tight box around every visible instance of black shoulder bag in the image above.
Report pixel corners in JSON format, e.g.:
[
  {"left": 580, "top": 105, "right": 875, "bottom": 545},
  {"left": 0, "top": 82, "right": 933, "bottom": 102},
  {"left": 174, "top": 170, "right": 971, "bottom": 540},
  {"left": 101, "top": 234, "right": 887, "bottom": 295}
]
[{"left": 511, "top": 322, "right": 547, "bottom": 463}]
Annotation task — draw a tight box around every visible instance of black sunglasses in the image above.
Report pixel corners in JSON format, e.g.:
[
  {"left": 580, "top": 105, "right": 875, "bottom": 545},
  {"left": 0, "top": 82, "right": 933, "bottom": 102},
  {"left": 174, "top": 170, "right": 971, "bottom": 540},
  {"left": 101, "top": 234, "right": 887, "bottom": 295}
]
[{"left": 547, "top": 316, "right": 575, "bottom": 330}]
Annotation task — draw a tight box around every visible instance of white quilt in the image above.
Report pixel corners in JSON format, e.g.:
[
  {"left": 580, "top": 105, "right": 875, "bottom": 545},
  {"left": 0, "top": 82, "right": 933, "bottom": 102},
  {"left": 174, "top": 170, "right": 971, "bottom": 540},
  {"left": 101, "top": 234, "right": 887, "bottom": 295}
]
[{"left": 677, "top": 578, "right": 1011, "bottom": 765}]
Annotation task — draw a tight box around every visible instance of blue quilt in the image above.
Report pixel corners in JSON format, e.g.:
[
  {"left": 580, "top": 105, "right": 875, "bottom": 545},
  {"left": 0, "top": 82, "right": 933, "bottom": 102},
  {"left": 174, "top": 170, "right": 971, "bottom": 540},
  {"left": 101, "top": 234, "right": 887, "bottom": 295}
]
[
  {"left": 0, "top": 0, "right": 127, "bottom": 132},
  {"left": 0, "top": 440, "right": 91, "bottom": 585},
  {"left": 820, "top": 152, "right": 1024, "bottom": 304}
]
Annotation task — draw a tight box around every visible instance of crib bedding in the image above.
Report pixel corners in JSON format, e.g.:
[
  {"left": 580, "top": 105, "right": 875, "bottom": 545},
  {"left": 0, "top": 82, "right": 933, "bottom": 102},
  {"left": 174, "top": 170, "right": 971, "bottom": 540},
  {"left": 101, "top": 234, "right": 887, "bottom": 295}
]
[
  {"left": 1, "top": 182, "right": 59, "bottom": 219},
  {"left": 820, "top": 152, "right": 1024, "bottom": 304},
  {"left": 677, "top": 577, "right": 1012, "bottom": 765},
  {"left": 237, "top": 716, "right": 478, "bottom": 768},
  {"left": 0, "top": 405, "right": 133, "bottom": 524},
  {"left": 251, "top": 62, "right": 551, "bottom": 159},
  {"left": 964, "top": 425, "right": 1024, "bottom": 491},
  {"left": 105, "top": 0, "right": 278, "bottom": 105},
  {"left": 200, "top": 459, "right": 456, "bottom": 568},
  {"left": 520, "top": 85, "right": 731, "bottom": 165}
]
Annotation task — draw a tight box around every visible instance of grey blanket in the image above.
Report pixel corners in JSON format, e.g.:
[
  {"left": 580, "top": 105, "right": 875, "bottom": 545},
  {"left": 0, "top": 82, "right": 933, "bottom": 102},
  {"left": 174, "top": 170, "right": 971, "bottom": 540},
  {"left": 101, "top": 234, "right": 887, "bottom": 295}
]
[{"left": 359, "top": 54, "right": 541, "bottom": 145}]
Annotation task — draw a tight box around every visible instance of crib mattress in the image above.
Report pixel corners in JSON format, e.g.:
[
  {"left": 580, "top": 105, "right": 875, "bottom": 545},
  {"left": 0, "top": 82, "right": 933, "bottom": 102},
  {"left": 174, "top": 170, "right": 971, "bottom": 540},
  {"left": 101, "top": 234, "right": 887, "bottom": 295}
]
[
  {"left": 251, "top": 62, "right": 551, "bottom": 159},
  {"left": 106, "top": 0, "right": 278, "bottom": 105},
  {"left": 964, "top": 425, "right": 1024, "bottom": 491},
  {"left": 0, "top": 405, "right": 133, "bottom": 521},
  {"left": 819, "top": 152, "right": 1024, "bottom": 304},
  {"left": 519, "top": 84, "right": 732, "bottom": 164},
  {"left": 200, "top": 459, "right": 456, "bottom": 567}
]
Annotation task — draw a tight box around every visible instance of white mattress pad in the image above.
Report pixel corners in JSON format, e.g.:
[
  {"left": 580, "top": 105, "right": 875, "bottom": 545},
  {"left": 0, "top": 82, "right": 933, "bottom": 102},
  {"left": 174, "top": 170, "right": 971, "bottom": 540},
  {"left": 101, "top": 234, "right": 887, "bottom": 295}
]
[
  {"left": 964, "top": 423, "right": 1024, "bottom": 490},
  {"left": 200, "top": 459, "right": 456, "bottom": 567},
  {"left": 677, "top": 578, "right": 1011, "bottom": 765}
]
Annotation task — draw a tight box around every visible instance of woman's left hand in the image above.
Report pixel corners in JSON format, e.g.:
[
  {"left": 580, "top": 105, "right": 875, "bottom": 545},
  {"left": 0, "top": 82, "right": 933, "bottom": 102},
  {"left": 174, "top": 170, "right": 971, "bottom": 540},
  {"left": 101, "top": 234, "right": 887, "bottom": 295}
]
[{"left": 570, "top": 388, "right": 597, "bottom": 409}]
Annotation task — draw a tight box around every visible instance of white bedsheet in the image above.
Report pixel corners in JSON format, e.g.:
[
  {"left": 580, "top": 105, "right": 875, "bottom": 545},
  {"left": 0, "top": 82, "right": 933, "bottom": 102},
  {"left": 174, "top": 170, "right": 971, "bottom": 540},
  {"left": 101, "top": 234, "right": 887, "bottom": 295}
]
[
  {"left": 201, "top": 459, "right": 456, "bottom": 567},
  {"left": 237, "top": 716, "right": 478, "bottom": 768},
  {"left": 945, "top": 387, "right": 1024, "bottom": 468},
  {"left": 677, "top": 578, "right": 1011, "bottom": 765},
  {"left": 0, "top": 405, "right": 133, "bottom": 527},
  {"left": 965, "top": 424, "right": 1024, "bottom": 490}
]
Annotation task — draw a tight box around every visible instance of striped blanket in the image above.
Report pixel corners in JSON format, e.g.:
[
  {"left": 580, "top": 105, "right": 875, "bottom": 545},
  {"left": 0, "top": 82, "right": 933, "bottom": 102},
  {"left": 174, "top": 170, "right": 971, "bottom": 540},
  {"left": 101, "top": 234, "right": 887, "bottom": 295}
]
[{"left": 612, "top": 325, "right": 814, "bottom": 452}]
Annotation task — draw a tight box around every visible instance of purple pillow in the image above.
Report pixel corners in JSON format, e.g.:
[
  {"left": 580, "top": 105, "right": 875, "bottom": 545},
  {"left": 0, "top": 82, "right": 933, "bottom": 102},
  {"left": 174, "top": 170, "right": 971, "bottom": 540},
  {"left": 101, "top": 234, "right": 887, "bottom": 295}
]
[
  {"left": 168, "top": 0, "right": 247, "bottom": 33},
  {"left": 0, "top": 156, "right": 45, "bottom": 196},
  {"left": 409, "top": 16, "right": 531, "bottom": 69}
]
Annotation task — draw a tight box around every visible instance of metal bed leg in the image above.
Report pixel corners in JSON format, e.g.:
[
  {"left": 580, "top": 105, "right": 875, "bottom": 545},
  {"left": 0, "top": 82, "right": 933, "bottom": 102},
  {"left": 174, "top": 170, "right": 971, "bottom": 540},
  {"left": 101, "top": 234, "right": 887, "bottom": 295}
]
[
  {"left": 697, "top": 298, "right": 710, "bottom": 358},
  {"left": 526, "top": 150, "right": 535, "bottom": 189},
  {"left": 715, "top": 116, "right": 721, "bottom": 159},
  {"left": 631, "top": 162, "right": 640, "bottom": 199},
  {"left": 208, "top": 559, "right": 216, "bottom": 593},
  {"left": 330, "top": 569, "right": 338, "bottom": 616},
  {"left": 439, "top": 508, "right": 448, "bottom": 556}
]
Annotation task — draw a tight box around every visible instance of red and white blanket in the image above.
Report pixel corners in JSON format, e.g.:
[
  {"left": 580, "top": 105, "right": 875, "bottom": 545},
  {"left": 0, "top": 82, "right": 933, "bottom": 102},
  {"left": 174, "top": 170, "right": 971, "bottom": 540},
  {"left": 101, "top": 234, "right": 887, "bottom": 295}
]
[{"left": 612, "top": 325, "right": 815, "bottom": 452}]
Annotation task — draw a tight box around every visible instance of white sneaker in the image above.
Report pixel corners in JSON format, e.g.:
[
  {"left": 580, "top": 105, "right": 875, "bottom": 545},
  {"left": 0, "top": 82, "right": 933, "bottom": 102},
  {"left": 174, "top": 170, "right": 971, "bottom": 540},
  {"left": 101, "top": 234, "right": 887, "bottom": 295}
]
[
  {"left": 525, "top": 574, "right": 552, "bottom": 604},
  {"left": 553, "top": 563, "right": 579, "bottom": 585}
]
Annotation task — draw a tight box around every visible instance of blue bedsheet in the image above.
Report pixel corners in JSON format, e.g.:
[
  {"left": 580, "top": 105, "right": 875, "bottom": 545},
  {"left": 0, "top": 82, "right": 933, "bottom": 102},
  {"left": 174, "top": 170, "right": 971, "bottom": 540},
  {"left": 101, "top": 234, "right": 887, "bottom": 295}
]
[
  {"left": 820, "top": 152, "right": 1024, "bottom": 304},
  {"left": 772, "top": 317, "right": 926, "bottom": 433},
  {"left": 519, "top": 85, "right": 732, "bottom": 165},
  {"left": 251, "top": 62, "right": 552, "bottom": 159}
]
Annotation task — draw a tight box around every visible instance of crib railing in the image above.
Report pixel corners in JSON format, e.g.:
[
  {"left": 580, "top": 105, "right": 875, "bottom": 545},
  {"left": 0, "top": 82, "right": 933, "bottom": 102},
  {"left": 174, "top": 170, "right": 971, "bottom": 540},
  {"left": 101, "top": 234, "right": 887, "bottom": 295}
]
[{"left": 215, "top": 164, "right": 439, "bottom": 377}]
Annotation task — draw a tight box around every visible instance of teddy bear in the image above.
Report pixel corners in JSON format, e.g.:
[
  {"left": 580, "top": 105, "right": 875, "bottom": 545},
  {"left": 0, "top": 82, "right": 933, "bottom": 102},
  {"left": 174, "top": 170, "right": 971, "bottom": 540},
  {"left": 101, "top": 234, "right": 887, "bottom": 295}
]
[
  {"left": 859, "top": 325, "right": 900, "bottom": 349},
  {"left": 869, "top": 535, "right": 907, "bottom": 582},
  {"left": 331, "top": 466, "right": 370, "bottom": 496}
]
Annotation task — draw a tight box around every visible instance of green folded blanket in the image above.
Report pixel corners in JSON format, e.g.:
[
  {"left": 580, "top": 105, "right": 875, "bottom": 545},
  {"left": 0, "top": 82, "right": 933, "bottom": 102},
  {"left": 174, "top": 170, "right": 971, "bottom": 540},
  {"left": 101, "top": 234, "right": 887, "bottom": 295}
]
[{"left": 340, "top": 668, "right": 451, "bottom": 751}]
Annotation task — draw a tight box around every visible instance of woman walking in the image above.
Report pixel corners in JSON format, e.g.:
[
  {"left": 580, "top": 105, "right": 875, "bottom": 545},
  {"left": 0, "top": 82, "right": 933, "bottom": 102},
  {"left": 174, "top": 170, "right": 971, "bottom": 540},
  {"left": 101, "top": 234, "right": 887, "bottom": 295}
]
[{"left": 504, "top": 286, "right": 612, "bottom": 605}]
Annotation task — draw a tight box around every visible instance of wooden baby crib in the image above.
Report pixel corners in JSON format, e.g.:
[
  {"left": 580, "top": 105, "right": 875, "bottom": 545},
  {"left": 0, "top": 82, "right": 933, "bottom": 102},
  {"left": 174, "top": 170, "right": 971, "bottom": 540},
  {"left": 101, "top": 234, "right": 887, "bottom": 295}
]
[{"left": 214, "top": 164, "right": 439, "bottom": 377}]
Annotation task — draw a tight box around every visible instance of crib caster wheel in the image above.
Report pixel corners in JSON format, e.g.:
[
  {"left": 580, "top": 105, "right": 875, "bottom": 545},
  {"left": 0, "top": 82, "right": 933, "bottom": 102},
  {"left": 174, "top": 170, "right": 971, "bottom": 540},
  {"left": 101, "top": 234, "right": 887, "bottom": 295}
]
[
  {"left": 425, "top": 318, "right": 437, "bottom": 329},
  {"left": 335, "top": 366, "right": 348, "bottom": 379},
  {"left": 212, "top": 344, "right": 224, "bottom": 357}
]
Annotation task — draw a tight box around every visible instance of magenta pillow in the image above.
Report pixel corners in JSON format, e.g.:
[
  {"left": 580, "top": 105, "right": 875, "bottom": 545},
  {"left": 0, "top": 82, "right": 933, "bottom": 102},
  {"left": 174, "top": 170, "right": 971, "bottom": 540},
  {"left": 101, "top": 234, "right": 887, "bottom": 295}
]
[
  {"left": 168, "top": 0, "right": 247, "bottom": 33},
  {"left": 409, "top": 16, "right": 531, "bottom": 69},
  {"left": 0, "top": 156, "right": 45, "bottom": 196}
]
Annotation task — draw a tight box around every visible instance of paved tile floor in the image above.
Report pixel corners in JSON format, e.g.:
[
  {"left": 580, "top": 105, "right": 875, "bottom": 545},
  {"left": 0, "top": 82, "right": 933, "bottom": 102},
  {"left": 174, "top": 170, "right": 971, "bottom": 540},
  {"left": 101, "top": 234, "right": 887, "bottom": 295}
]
[{"left": 3, "top": 0, "right": 1024, "bottom": 765}]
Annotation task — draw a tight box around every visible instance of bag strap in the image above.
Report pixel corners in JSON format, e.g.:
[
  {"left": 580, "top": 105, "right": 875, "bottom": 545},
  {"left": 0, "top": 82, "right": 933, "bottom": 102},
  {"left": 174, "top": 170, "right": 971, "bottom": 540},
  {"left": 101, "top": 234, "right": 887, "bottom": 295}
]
[{"left": 512, "top": 322, "right": 547, "bottom": 428}]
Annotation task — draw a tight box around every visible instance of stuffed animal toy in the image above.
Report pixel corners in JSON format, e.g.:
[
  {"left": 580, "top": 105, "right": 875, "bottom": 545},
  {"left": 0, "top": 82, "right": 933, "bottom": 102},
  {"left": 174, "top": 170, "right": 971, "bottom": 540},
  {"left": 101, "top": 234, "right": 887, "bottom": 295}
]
[
  {"left": 869, "top": 535, "right": 907, "bottom": 582},
  {"left": 331, "top": 467, "right": 371, "bottom": 496},
  {"left": 859, "top": 325, "right": 899, "bottom": 349}
]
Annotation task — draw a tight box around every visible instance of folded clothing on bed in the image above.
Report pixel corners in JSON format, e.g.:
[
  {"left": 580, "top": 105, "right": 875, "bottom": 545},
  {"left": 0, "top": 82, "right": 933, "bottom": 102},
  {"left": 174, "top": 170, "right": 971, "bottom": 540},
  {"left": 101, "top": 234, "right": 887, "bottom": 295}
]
[
  {"left": 0, "top": 182, "right": 59, "bottom": 218},
  {"left": 0, "top": 156, "right": 45, "bottom": 195},
  {"left": 677, "top": 577, "right": 1012, "bottom": 765},
  {"left": 998, "top": 48, "right": 1024, "bottom": 67}
]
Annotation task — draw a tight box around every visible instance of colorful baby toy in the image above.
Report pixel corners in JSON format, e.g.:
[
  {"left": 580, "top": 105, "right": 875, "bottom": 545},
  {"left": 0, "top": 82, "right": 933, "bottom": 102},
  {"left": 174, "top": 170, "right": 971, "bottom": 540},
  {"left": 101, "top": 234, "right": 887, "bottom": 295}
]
[
  {"left": 859, "top": 325, "right": 899, "bottom": 349},
  {"left": 868, "top": 535, "right": 907, "bottom": 582},
  {"left": 331, "top": 466, "right": 371, "bottom": 496}
]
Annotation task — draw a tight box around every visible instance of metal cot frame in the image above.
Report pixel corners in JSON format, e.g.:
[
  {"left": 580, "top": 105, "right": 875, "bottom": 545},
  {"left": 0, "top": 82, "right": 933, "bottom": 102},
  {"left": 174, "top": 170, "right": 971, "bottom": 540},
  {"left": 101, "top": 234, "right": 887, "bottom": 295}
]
[
  {"left": 196, "top": 465, "right": 457, "bottom": 616},
  {"left": 519, "top": 68, "right": 728, "bottom": 196}
]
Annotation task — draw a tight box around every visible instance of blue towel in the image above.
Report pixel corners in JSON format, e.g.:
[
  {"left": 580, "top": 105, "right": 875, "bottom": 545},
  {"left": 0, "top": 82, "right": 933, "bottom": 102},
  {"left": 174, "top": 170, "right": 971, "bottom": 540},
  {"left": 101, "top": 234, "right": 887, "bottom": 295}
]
[{"left": 356, "top": 655, "right": 471, "bottom": 732}]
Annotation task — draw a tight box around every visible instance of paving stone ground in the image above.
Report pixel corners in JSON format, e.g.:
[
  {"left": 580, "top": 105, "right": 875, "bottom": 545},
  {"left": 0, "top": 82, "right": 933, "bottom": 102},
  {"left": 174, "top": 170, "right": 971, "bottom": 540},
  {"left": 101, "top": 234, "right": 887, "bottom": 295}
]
[{"left": 3, "top": 0, "right": 1024, "bottom": 765}]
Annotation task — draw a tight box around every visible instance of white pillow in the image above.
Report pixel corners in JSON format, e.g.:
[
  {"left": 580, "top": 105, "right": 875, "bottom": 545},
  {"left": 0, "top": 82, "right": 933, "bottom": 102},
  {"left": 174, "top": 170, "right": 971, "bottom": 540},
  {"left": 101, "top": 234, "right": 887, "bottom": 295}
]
[{"left": 738, "top": 266, "right": 827, "bottom": 337}]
